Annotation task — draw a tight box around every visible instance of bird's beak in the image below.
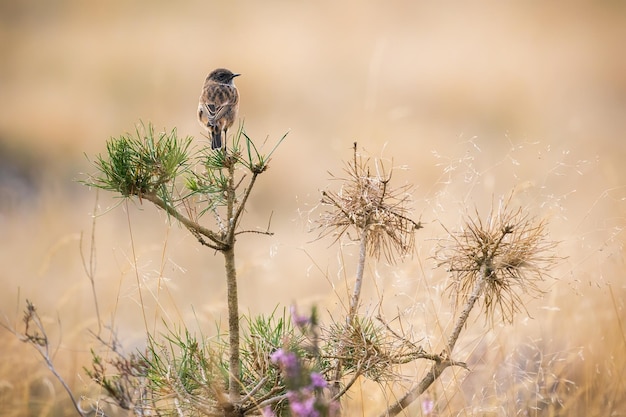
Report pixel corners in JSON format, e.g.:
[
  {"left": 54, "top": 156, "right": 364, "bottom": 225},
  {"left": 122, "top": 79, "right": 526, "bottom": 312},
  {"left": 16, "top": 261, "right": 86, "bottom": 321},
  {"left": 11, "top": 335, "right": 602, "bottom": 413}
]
[{"left": 233, "top": 73, "right": 241, "bottom": 78}]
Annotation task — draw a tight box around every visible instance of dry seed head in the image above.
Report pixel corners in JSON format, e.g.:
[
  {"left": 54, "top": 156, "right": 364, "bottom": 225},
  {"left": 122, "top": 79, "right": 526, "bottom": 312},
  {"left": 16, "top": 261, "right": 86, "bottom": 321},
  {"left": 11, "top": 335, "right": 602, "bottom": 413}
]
[
  {"left": 322, "top": 316, "right": 425, "bottom": 383},
  {"left": 437, "top": 202, "right": 558, "bottom": 324},
  {"left": 317, "top": 144, "right": 422, "bottom": 262}
]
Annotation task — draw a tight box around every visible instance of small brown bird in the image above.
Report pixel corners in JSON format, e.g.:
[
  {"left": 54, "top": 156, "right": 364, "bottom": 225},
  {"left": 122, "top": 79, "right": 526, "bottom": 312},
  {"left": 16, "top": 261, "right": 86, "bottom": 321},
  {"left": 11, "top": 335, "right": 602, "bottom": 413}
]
[{"left": 198, "top": 68, "right": 240, "bottom": 149}]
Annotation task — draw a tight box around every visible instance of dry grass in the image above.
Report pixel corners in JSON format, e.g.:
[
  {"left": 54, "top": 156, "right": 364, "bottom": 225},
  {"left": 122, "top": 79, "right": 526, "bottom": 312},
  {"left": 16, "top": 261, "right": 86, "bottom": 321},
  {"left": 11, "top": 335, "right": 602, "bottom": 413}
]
[{"left": 1, "top": 1, "right": 625, "bottom": 416}]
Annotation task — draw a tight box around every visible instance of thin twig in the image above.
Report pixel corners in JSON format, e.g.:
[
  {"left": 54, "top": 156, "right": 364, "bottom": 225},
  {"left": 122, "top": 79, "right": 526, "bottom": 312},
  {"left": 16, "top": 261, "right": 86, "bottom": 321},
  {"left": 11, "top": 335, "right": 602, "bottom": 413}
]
[
  {"left": 4, "top": 301, "right": 93, "bottom": 417},
  {"left": 80, "top": 193, "right": 103, "bottom": 336}
]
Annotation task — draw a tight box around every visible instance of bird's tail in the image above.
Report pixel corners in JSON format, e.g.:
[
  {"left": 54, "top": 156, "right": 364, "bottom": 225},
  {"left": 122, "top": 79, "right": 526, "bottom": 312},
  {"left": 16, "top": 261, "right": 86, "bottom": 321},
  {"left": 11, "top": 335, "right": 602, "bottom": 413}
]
[{"left": 211, "top": 129, "right": 222, "bottom": 150}]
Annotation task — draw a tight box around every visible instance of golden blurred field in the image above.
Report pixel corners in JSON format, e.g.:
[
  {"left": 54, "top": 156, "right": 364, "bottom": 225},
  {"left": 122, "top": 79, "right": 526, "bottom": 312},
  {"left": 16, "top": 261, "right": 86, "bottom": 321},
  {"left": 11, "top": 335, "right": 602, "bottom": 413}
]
[{"left": 1, "top": 1, "right": 625, "bottom": 415}]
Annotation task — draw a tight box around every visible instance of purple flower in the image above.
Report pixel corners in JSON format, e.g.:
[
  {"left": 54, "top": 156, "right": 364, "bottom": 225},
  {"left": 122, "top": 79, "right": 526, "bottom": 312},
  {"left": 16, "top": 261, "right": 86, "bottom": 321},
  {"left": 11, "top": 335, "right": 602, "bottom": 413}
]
[
  {"left": 309, "top": 372, "right": 327, "bottom": 389},
  {"left": 270, "top": 348, "right": 299, "bottom": 378},
  {"left": 421, "top": 398, "right": 434, "bottom": 415},
  {"left": 290, "top": 304, "right": 311, "bottom": 328},
  {"left": 270, "top": 348, "right": 294, "bottom": 367},
  {"left": 290, "top": 396, "right": 318, "bottom": 417}
]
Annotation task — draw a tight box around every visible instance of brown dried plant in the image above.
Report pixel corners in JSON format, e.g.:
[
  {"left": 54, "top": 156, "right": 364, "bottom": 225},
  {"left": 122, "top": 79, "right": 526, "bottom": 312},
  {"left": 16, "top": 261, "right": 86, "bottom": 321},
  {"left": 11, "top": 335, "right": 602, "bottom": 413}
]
[
  {"left": 381, "top": 199, "right": 558, "bottom": 417},
  {"left": 322, "top": 316, "right": 446, "bottom": 388},
  {"left": 1, "top": 301, "right": 91, "bottom": 416},
  {"left": 317, "top": 143, "right": 421, "bottom": 324},
  {"left": 317, "top": 143, "right": 422, "bottom": 403},
  {"left": 318, "top": 142, "right": 422, "bottom": 264},
  {"left": 437, "top": 200, "right": 558, "bottom": 324}
]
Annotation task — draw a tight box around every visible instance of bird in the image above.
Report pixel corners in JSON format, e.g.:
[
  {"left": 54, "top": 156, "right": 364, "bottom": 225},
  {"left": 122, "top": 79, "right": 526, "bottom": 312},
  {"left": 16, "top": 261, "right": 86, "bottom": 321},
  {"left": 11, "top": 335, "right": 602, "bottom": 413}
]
[{"left": 197, "top": 68, "right": 240, "bottom": 150}]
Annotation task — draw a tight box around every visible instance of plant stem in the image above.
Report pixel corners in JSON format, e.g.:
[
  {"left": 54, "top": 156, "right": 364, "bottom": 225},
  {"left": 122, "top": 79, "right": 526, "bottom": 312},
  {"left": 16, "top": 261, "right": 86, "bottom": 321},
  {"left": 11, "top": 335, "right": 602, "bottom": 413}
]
[
  {"left": 380, "top": 361, "right": 448, "bottom": 417},
  {"left": 142, "top": 192, "right": 223, "bottom": 248},
  {"left": 225, "top": 245, "right": 240, "bottom": 404},
  {"left": 331, "top": 226, "right": 369, "bottom": 405},
  {"left": 348, "top": 227, "right": 368, "bottom": 323},
  {"left": 380, "top": 264, "right": 489, "bottom": 417},
  {"left": 445, "top": 266, "right": 488, "bottom": 353},
  {"left": 225, "top": 156, "right": 241, "bottom": 405}
]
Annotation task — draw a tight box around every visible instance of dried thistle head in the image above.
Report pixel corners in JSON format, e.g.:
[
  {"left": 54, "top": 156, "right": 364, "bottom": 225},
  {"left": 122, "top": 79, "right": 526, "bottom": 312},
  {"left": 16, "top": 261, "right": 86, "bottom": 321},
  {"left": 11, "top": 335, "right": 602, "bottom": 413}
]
[
  {"left": 317, "top": 143, "right": 422, "bottom": 262},
  {"left": 437, "top": 201, "right": 558, "bottom": 324},
  {"left": 323, "top": 317, "right": 392, "bottom": 382}
]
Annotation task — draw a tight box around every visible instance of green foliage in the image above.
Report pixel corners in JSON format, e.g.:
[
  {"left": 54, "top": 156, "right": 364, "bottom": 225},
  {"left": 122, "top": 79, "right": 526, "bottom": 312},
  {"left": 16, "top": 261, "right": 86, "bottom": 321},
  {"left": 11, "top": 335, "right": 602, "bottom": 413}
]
[
  {"left": 239, "top": 128, "right": 288, "bottom": 173},
  {"left": 142, "top": 327, "right": 228, "bottom": 415},
  {"left": 240, "top": 309, "right": 304, "bottom": 390},
  {"left": 80, "top": 121, "right": 290, "bottom": 416},
  {"left": 103, "top": 312, "right": 307, "bottom": 416},
  {"left": 184, "top": 123, "right": 288, "bottom": 218},
  {"left": 87, "top": 122, "right": 192, "bottom": 202}
]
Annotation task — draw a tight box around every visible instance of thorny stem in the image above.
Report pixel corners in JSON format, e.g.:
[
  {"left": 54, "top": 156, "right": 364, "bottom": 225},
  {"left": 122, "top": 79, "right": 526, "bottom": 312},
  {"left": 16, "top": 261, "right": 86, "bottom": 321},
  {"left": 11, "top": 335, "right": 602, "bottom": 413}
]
[
  {"left": 381, "top": 360, "right": 448, "bottom": 417},
  {"left": 446, "top": 266, "right": 488, "bottom": 354},
  {"left": 380, "top": 262, "right": 490, "bottom": 417}
]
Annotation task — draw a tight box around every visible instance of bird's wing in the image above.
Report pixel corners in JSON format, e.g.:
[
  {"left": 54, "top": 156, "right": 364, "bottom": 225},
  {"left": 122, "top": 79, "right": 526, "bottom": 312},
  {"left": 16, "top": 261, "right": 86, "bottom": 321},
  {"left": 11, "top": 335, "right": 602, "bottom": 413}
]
[{"left": 199, "top": 87, "right": 236, "bottom": 128}]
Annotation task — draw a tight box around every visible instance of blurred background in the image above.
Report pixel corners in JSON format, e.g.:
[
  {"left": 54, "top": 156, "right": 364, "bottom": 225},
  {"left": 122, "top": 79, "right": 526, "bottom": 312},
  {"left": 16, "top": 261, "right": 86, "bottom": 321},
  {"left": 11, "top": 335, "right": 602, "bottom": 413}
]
[{"left": 0, "top": 1, "right": 625, "bottom": 415}]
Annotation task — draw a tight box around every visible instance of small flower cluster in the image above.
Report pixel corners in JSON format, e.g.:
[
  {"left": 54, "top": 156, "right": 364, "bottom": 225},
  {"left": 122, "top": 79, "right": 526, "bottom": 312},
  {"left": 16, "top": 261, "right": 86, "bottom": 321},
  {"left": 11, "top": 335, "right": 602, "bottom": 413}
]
[
  {"left": 267, "top": 348, "right": 337, "bottom": 417},
  {"left": 290, "top": 305, "right": 311, "bottom": 329},
  {"left": 421, "top": 395, "right": 435, "bottom": 416},
  {"left": 263, "top": 306, "right": 337, "bottom": 417},
  {"left": 269, "top": 348, "right": 330, "bottom": 417}
]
